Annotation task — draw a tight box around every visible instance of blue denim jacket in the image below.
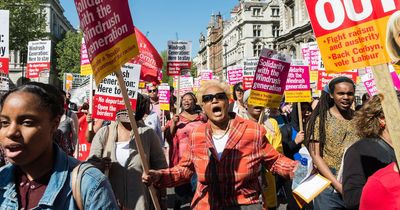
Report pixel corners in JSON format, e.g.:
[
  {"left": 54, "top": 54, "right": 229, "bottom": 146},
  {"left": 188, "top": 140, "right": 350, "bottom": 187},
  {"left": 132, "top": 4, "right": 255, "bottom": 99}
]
[{"left": 0, "top": 144, "right": 119, "bottom": 210}]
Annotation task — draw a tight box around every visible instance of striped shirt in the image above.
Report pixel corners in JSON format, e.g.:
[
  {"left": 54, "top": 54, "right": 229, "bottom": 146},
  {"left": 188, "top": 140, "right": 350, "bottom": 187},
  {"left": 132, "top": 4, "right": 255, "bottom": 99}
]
[{"left": 156, "top": 114, "right": 297, "bottom": 210}]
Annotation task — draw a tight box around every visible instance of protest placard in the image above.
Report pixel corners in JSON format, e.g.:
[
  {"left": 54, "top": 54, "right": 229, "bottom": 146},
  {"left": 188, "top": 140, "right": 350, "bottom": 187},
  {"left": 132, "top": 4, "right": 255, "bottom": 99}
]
[
  {"left": 227, "top": 65, "right": 243, "bottom": 85},
  {"left": 361, "top": 65, "right": 400, "bottom": 96},
  {"left": 285, "top": 65, "right": 312, "bottom": 103},
  {"left": 92, "top": 64, "right": 140, "bottom": 121},
  {"left": 158, "top": 84, "right": 170, "bottom": 111},
  {"left": 80, "top": 38, "right": 93, "bottom": 75},
  {"left": 174, "top": 76, "right": 193, "bottom": 96},
  {"left": 305, "top": 0, "right": 400, "bottom": 72},
  {"left": 75, "top": 0, "right": 139, "bottom": 84},
  {"left": 317, "top": 70, "right": 358, "bottom": 90},
  {"left": 243, "top": 57, "right": 258, "bottom": 90},
  {"left": 0, "top": 10, "right": 9, "bottom": 75},
  {"left": 26, "top": 40, "right": 51, "bottom": 78},
  {"left": 200, "top": 69, "right": 213, "bottom": 80},
  {"left": 65, "top": 74, "right": 93, "bottom": 106},
  {"left": 167, "top": 40, "right": 191, "bottom": 76},
  {"left": 306, "top": 1, "right": 400, "bottom": 193},
  {"left": 248, "top": 49, "right": 291, "bottom": 108}
]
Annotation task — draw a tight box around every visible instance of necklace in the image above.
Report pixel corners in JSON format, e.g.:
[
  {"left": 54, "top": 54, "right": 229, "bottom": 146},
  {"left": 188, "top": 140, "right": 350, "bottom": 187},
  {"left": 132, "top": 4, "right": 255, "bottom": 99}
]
[{"left": 212, "top": 120, "right": 231, "bottom": 140}]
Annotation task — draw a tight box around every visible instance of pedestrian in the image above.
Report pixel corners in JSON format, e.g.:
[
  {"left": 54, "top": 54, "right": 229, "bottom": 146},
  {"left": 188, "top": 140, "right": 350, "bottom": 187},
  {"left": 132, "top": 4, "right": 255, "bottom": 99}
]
[
  {"left": 164, "top": 92, "right": 206, "bottom": 210},
  {"left": 342, "top": 93, "right": 398, "bottom": 209},
  {"left": 0, "top": 82, "right": 118, "bottom": 209},
  {"left": 88, "top": 92, "right": 168, "bottom": 210},
  {"left": 306, "top": 77, "right": 359, "bottom": 210},
  {"left": 242, "top": 89, "right": 283, "bottom": 210},
  {"left": 143, "top": 80, "right": 297, "bottom": 210},
  {"left": 142, "top": 94, "right": 163, "bottom": 144},
  {"left": 280, "top": 102, "right": 313, "bottom": 210},
  {"left": 228, "top": 82, "right": 247, "bottom": 116},
  {"left": 56, "top": 90, "right": 78, "bottom": 156}
]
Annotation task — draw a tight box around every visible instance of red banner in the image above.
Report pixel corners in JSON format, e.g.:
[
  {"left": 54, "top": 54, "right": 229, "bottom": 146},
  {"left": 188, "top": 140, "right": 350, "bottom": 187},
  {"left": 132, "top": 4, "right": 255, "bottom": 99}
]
[
  {"left": 26, "top": 62, "right": 51, "bottom": 78},
  {"left": 130, "top": 28, "right": 162, "bottom": 83},
  {"left": 0, "top": 58, "right": 8, "bottom": 74}
]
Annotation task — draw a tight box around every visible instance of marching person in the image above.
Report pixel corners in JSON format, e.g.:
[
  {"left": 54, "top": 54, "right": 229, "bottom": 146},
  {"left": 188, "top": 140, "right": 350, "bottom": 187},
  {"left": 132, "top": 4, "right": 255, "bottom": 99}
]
[
  {"left": 306, "top": 77, "right": 359, "bottom": 210},
  {"left": 88, "top": 92, "right": 168, "bottom": 210},
  {"left": 164, "top": 92, "right": 206, "bottom": 209},
  {"left": 0, "top": 82, "right": 118, "bottom": 209},
  {"left": 143, "top": 80, "right": 297, "bottom": 210},
  {"left": 342, "top": 93, "right": 399, "bottom": 209}
]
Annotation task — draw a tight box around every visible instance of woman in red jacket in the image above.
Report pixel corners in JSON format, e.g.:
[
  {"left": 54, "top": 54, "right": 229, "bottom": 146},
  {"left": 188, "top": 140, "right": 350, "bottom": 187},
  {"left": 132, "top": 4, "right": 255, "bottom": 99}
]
[{"left": 143, "top": 80, "right": 297, "bottom": 210}]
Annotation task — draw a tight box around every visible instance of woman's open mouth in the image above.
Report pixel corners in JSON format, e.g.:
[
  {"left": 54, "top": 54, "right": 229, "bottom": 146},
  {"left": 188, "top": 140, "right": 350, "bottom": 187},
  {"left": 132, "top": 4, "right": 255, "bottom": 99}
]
[{"left": 4, "top": 143, "right": 24, "bottom": 158}]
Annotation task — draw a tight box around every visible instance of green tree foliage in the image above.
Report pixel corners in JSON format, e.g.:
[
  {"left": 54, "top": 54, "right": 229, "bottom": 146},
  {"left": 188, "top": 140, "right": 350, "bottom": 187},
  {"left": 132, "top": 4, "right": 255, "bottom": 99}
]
[
  {"left": 160, "top": 50, "right": 173, "bottom": 85},
  {"left": 0, "top": 0, "right": 47, "bottom": 64},
  {"left": 55, "top": 31, "right": 82, "bottom": 78}
]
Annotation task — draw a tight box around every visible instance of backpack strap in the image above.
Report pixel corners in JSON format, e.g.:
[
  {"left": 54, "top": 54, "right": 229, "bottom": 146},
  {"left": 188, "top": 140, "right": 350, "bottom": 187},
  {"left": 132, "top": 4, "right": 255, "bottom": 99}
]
[{"left": 71, "top": 163, "right": 94, "bottom": 210}]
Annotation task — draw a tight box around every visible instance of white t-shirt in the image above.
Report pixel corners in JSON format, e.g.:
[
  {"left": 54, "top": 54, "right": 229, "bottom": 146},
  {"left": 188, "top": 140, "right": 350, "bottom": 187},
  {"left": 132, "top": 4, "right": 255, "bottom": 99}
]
[
  {"left": 116, "top": 141, "right": 130, "bottom": 166},
  {"left": 212, "top": 134, "right": 229, "bottom": 160}
]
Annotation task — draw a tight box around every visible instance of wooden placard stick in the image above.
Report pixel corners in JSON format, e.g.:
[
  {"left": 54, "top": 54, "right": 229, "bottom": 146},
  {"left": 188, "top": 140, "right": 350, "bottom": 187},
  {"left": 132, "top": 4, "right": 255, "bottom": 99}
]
[
  {"left": 372, "top": 64, "right": 400, "bottom": 164},
  {"left": 298, "top": 103, "right": 303, "bottom": 131},
  {"left": 88, "top": 74, "right": 94, "bottom": 131},
  {"left": 176, "top": 75, "right": 181, "bottom": 114},
  {"left": 115, "top": 70, "right": 161, "bottom": 210}
]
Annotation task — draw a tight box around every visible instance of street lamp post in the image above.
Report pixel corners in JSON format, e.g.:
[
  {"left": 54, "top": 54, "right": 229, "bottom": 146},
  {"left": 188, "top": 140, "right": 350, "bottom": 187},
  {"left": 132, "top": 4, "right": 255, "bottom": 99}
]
[{"left": 223, "top": 42, "right": 228, "bottom": 82}]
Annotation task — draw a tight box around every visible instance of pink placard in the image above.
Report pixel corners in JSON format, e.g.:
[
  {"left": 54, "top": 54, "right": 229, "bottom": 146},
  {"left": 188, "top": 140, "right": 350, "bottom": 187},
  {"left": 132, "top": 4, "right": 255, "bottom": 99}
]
[
  {"left": 285, "top": 66, "right": 310, "bottom": 91},
  {"left": 251, "top": 56, "right": 291, "bottom": 94},
  {"left": 227, "top": 65, "right": 243, "bottom": 85}
]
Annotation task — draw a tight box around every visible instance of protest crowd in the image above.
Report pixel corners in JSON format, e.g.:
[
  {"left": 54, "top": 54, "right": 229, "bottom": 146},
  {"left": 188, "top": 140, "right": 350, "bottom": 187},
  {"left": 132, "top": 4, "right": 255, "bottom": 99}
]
[{"left": 1, "top": 1, "right": 400, "bottom": 210}]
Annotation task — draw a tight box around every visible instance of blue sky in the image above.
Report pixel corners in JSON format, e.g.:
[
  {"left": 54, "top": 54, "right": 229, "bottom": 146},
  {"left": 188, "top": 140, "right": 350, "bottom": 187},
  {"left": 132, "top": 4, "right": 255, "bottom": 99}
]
[{"left": 60, "top": 0, "right": 238, "bottom": 56}]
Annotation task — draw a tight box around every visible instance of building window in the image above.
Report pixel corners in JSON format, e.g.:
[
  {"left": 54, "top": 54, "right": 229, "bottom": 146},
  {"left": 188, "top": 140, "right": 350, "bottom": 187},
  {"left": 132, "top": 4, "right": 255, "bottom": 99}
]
[
  {"left": 290, "top": 5, "right": 295, "bottom": 27},
  {"left": 272, "top": 25, "right": 279, "bottom": 37},
  {"left": 271, "top": 7, "right": 279, "bottom": 17},
  {"left": 253, "top": 8, "right": 261, "bottom": 16},
  {"left": 253, "top": 44, "right": 262, "bottom": 57},
  {"left": 253, "top": 25, "right": 261, "bottom": 37}
]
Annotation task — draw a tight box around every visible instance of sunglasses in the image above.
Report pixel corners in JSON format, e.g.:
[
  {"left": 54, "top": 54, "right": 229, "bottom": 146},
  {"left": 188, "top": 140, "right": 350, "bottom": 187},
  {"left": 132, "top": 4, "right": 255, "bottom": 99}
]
[
  {"left": 202, "top": 92, "right": 228, "bottom": 103},
  {"left": 148, "top": 89, "right": 158, "bottom": 93},
  {"left": 235, "top": 87, "right": 244, "bottom": 92}
]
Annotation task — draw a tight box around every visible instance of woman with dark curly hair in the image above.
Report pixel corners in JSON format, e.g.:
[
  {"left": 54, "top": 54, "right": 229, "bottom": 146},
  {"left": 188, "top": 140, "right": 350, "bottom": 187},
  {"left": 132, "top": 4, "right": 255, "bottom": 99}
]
[{"left": 342, "top": 93, "right": 399, "bottom": 209}]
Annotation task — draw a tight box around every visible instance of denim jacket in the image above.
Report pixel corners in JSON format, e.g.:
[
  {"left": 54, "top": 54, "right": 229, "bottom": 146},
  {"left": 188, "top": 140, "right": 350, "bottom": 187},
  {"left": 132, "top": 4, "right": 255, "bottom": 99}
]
[{"left": 0, "top": 144, "right": 119, "bottom": 210}]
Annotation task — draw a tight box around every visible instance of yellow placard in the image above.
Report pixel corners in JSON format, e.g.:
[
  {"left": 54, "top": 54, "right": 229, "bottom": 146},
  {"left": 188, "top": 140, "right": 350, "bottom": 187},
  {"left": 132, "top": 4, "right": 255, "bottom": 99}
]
[
  {"left": 310, "top": 71, "right": 318, "bottom": 83},
  {"left": 285, "top": 91, "right": 312, "bottom": 103},
  {"left": 248, "top": 90, "right": 282, "bottom": 108},
  {"left": 160, "top": 104, "right": 170, "bottom": 111},
  {"left": 92, "top": 35, "right": 139, "bottom": 84},
  {"left": 317, "top": 17, "right": 391, "bottom": 74},
  {"left": 80, "top": 64, "right": 93, "bottom": 76}
]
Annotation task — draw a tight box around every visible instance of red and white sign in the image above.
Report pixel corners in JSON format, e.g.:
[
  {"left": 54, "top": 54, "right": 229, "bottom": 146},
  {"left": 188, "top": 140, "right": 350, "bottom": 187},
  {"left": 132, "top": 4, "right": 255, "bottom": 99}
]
[
  {"left": 0, "top": 10, "right": 9, "bottom": 75},
  {"left": 243, "top": 57, "right": 258, "bottom": 90},
  {"left": 167, "top": 40, "right": 192, "bottom": 76},
  {"left": 227, "top": 65, "right": 243, "bottom": 85},
  {"left": 26, "top": 40, "right": 51, "bottom": 78},
  {"left": 93, "top": 63, "right": 140, "bottom": 121},
  {"left": 317, "top": 70, "right": 358, "bottom": 90}
]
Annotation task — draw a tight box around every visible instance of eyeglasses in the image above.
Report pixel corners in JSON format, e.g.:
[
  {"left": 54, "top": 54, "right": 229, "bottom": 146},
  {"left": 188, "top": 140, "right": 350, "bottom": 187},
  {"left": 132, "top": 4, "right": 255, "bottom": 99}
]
[
  {"left": 148, "top": 89, "right": 158, "bottom": 93},
  {"left": 202, "top": 92, "right": 227, "bottom": 103}
]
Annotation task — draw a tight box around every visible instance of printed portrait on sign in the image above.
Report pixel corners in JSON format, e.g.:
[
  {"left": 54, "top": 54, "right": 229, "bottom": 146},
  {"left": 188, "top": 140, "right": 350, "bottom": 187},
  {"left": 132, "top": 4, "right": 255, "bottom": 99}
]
[{"left": 386, "top": 11, "right": 400, "bottom": 64}]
